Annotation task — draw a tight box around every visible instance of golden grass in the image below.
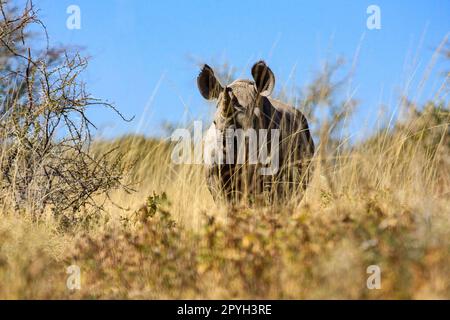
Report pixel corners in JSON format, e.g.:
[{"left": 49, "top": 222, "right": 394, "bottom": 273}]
[{"left": 0, "top": 104, "right": 448, "bottom": 299}]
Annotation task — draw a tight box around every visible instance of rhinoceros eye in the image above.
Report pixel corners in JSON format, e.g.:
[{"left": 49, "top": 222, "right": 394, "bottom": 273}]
[
  {"left": 234, "top": 105, "right": 245, "bottom": 113},
  {"left": 230, "top": 96, "right": 245, "bottom": 113}
]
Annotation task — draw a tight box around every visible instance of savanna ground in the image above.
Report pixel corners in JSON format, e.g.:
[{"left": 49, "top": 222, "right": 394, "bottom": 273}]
[{"left": 0, "top": 1, "right": 449, "bottom": 299}]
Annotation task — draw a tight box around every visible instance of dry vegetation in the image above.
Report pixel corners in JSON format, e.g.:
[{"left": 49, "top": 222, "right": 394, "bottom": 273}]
[{"left": 0, "top": 1, "right": 449, "bottom": 299}]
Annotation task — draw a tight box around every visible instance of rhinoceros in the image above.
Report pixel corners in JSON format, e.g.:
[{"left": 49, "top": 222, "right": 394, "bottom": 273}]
[{"left": 198, "top": 61, "right": 315, "bottom": 204}]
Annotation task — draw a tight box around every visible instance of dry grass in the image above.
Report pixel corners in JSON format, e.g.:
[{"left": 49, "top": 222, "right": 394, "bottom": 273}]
[{"left": 0, "top": 102, "right": 448, "bottom": 299}]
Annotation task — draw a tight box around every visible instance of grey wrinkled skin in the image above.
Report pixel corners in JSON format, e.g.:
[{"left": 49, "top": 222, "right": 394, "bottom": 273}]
[{"left": 198, "top": 61, "right": 315, "bottom": 205}]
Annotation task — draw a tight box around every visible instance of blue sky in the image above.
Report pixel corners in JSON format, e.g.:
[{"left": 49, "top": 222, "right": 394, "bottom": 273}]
[{"left": 33, "top": 0, "right": 449, "bottom": 138}]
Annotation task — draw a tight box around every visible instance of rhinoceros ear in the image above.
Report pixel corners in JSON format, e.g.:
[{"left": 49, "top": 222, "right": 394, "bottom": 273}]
[
  {"left": 197, "top": 64, "right": 223, "bottom": 100},
  {"left": 251, "top": 61, "right": 275, "bottom": 97}
]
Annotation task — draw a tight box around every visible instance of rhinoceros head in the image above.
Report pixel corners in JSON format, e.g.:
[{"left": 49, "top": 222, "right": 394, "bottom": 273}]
[{"left": 197, "top": 61, "right": 275, "bottom": 131}]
